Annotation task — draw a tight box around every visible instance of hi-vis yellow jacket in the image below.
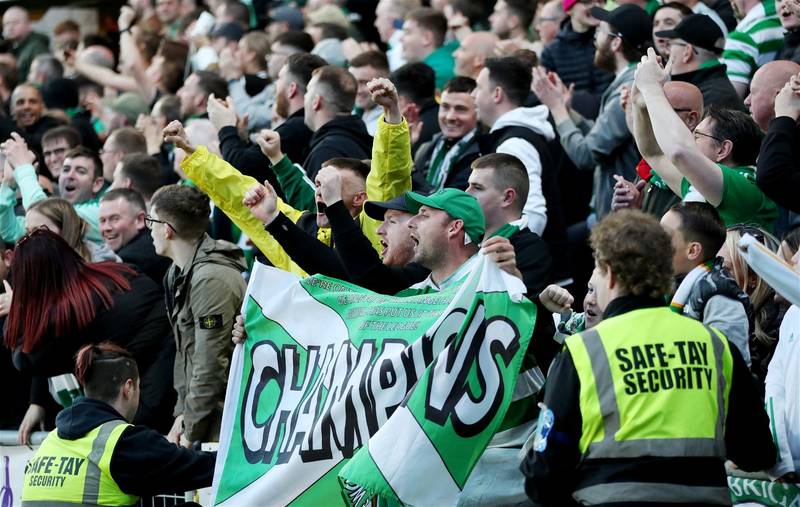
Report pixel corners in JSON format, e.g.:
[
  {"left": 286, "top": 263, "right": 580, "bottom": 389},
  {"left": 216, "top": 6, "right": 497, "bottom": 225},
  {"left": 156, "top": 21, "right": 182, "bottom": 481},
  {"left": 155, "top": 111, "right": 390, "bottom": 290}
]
[{"left": 179, "top": 116, "right": 412, "bottom": 276}]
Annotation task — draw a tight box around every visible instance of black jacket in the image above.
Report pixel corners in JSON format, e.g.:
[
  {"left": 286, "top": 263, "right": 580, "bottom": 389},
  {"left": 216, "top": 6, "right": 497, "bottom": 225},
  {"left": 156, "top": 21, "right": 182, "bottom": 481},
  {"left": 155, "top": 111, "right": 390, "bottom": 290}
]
[
  {"left": 521, "top": 296, "right": 777, "bottom": 507},
  {"left": 672, "top": 63, "right": 745, "bottom": 111},
  {"left": 412, "top": 99, "right": 441, "bottom": 156},
  {"left": 13, "top": 269, "right": 176, "bottom": 432},
  {"left": 540, "top": 23, "right": 614, "bottom": 118},
  {"left": 303, "top": 114, "right": 372, "bottom": 180},
  {"left": 778, "top": 28, "right": 800, "bottom": 63},
  {"left": 18, "top": 115, "right": 64, "bottom": 159},
  {"left": 262, "top": 201, "right": 431, "bottom": 293},
  {"left": 757, "top": 116, "right": 800, "bottom": 213},
  {"left": 55, "top": 398, "right": 214, "bottom": 497},
  {"left": 117, "top": 230, "right": 172, "bottom": 287},
  {"left": 218, "top": 108, "right": 312, "bottom": 185},
  {"left": 411, "top": 132, "right": 481, "bottom": 192}
]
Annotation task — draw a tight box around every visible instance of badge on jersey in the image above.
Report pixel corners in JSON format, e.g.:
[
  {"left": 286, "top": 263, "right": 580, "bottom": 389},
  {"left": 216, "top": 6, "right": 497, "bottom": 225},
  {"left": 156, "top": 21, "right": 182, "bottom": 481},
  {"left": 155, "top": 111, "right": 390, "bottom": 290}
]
[{"left": 533, "top": 402, "right": 554, "bottom": 452}]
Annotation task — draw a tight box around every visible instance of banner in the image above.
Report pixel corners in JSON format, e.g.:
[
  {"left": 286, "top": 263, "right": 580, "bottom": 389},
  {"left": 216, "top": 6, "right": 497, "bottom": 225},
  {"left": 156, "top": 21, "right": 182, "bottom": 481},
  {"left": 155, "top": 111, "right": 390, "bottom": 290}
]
[
  {"left": 211, "top": 255, "right": 536, "bottom": 506},
  {"left": 728, "top": 476, "right": 800, "bottom": 506}
]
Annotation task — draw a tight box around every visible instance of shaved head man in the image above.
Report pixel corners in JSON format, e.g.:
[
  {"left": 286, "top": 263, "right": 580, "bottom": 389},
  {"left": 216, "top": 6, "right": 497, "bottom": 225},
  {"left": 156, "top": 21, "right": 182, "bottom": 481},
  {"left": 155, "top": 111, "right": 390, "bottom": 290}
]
[
  {"left": 453, "top": 32, "right": 500, "bottom": 79},
  {"left": 2, "top": 6, "right": 49, "bottom": 78},
  {"left": 663, "top": 81, "right": 704, "bottom": 131},
  {"left": 2, "top": 7, "right": 31, "bottom": 42},
  {"left": 746, "top": 60, "right": 800, "bottom": 132}
]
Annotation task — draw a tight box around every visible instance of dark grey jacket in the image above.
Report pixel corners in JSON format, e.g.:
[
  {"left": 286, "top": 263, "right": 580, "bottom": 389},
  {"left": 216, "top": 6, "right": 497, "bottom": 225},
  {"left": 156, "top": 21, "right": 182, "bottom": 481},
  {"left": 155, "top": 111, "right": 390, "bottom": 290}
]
[{"left": 556, "top": 65, "right": 640, "bottom": 219}]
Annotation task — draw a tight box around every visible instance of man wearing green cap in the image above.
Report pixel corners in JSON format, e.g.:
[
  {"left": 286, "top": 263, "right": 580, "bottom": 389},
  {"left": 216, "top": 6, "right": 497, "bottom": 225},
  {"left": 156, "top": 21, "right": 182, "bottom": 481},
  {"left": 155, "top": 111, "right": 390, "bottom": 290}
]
[{"left": 401, "top": 187, "right": 486, "bottom": 292}]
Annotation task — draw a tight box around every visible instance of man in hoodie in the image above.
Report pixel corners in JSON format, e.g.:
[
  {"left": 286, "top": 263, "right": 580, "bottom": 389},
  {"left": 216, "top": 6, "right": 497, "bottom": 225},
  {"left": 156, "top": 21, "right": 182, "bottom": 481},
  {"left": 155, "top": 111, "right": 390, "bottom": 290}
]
[
  {"left": 540, "top": 0, "right": 614, "bottom": 119},
  {"left": 473, "top": 56, "right": 556, "bottom": 236},
  {"left": 149, "top": 184, "right": 246, "bottom": 447},
  {"left": 300, "top": 65, "right": 373, "bottom": 180},
  {"left": 533, "top": 4, "right": 648, "bottom": 220},
  {"left": 22, "top": 342, "right": 214, "bottom": 505}
]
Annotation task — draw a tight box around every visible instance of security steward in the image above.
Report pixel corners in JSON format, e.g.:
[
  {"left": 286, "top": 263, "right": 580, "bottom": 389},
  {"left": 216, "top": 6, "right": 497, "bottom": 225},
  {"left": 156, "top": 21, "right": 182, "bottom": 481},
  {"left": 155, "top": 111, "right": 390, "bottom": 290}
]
[
  {"left": 22, "top": 342, "right": 214, "bottom": 506},
  {"left": 521, "top": 210, "right": 776, "bottom": 506}
]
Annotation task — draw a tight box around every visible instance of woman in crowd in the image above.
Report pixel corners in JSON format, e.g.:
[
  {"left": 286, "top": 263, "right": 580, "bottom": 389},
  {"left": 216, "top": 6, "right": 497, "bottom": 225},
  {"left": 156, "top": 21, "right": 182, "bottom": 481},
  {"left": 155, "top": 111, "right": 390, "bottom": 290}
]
[
  {"left": 25, "top": 197, "right": 119, "bottom": 263},
  {"left": 6, "top": 228, "right": 174, "bottom": 443},
  {"left": 719, "top": 224, "right": 782, "bottom": 387}
]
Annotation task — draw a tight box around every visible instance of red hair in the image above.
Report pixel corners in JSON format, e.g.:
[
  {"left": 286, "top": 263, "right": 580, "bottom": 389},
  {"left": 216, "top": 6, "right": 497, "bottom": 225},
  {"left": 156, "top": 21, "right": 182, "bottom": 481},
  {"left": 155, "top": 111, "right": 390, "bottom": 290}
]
[{"left": 5, "top": 229, "right": 136, "bottom": 353}]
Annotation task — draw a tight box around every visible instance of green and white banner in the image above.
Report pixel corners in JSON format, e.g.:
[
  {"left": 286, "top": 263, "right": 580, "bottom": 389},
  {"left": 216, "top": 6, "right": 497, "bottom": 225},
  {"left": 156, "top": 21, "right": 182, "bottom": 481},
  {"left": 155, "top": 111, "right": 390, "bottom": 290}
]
[
  {"left": 211, "top": 255, "right": 536, "bottom": 506},
  {"left": 728, "top": 476, "right": 800, "bottom": 506}
]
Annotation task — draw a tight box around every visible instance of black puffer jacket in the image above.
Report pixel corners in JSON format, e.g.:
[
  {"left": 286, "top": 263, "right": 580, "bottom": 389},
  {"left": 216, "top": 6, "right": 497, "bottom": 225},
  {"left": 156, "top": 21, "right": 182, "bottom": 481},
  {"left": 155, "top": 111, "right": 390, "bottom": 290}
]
[{"left": 303, "top": 114, "right": 373, "bottom": 180}]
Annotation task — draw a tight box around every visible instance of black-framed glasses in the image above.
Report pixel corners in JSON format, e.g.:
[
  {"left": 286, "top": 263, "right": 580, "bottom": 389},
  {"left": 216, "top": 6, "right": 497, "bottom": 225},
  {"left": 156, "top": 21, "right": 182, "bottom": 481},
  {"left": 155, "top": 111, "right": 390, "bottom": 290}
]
[
  {"left": 693, "top": 129, "right": 725, "bottom": 143},
  {"left": 594, "top": 28, "right": 622, "bottom": 40},
  {"left": 666, "top": 40, "right": 698, "bottom": 54},
  {"left": 673, "top": 108, "right": 693, "bottom": 113},
  {"left": 145, "top": 215, "right": 179, "bottom": 234},
  {"left": 43, "top": 147, "right": 67, "bottom": 159}
]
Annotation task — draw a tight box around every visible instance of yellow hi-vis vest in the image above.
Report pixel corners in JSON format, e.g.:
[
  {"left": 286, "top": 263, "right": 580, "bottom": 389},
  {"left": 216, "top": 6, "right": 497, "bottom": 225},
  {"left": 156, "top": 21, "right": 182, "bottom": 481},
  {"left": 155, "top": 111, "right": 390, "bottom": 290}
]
[
  {"left": 22, "top": 420, "right": 140, "bottom": 506},
  {"left": 564, "top": 307, "right": 734, "bottom": 505}
]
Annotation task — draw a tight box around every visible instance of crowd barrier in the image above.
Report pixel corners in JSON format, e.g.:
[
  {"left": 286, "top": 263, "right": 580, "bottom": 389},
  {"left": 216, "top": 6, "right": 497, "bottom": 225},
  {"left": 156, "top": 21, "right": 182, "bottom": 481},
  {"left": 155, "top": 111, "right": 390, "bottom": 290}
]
[
  {"left": 0, "top": 432, "right": 214, "bottom": 507},
  {"left": 0, "top": 432, "right": 796, "bottom": 507}
]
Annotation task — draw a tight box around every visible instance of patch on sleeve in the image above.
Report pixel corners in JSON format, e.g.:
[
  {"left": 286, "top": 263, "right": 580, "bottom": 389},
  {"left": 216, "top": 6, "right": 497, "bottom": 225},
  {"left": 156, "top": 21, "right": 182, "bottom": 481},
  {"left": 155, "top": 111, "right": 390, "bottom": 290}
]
[
  {"left": 533, "top": 402, "right": 554, "bottom": 452},
  {"left": 199, "top": 314, "right": 224, "bottom": 329}
]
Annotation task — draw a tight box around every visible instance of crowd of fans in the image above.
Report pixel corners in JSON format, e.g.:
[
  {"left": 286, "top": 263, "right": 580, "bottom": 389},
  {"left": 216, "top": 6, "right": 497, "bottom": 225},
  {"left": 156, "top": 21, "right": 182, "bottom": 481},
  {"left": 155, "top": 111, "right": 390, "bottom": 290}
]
[{"left": 0, "top": 0, "right": 798, "bottom": 503}]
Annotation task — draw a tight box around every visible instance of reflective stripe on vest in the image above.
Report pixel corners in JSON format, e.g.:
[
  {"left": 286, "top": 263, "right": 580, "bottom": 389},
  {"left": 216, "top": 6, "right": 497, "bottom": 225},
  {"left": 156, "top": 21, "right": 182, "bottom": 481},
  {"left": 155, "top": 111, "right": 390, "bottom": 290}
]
[
  {"left": 573, "top": 482, "right": 732, "bottom": 505},
  {"left": 22, "top": 420, "right": 140, "bottom": 507},
  {"left": 566, "top": 307, "right": 732, "bottom": 460}
]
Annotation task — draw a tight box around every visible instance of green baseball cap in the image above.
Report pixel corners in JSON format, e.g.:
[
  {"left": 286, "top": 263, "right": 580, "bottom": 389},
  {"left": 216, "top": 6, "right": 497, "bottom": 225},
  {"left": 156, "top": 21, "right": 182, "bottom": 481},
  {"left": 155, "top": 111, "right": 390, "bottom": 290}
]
[{"left": 404, "top": 188, "right": 486, "bottom": 244}]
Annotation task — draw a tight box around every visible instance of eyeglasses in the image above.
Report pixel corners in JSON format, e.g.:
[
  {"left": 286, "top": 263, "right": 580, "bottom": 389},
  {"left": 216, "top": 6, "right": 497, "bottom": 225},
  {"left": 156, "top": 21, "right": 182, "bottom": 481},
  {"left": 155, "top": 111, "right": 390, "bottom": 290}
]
[
  {"left": 43, "top": 147, "right": 67, "bottom": 159},
  {"left": 594, "top": 29, "right": 622, "bottom": 41},
  {"left": 535, "top": 16, "right": 562, "bottom": 26},
  {"left": 666, "top": 40, "right": 698, "bottom": 54},
  {"left": 673, "top": 108, "right": 693, "bottom": 113},
  {"left": 145, "top": 215, "right": 179, "bottom": 234},
  {"left": 693, "top": 130, "right": 724, "bottom": 143}
]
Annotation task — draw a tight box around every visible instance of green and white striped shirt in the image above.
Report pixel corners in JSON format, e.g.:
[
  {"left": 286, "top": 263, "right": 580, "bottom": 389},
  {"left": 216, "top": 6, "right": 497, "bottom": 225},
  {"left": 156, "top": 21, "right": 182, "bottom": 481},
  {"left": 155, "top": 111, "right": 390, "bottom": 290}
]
[{"left": 722, "top": 0, "right": 784, "bottom": 86}]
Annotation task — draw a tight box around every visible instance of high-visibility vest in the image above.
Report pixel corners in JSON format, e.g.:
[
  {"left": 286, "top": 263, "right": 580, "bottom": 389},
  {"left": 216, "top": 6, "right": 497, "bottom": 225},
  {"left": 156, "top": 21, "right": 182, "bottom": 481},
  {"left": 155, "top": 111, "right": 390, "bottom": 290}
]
[
  {"left": 22, "top": 420, "right": 140, "bottom": 506},
  {"left": 564, "top": 307, "right": 734, "bottom": 505}
]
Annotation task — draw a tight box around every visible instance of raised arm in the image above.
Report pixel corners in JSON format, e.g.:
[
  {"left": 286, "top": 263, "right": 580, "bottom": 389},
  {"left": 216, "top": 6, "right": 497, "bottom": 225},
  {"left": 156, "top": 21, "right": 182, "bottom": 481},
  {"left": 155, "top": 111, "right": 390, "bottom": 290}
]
[
  {"left": 636, "top": 49, "right": 724, "bottom": 205},
  {"left": 630, "top": 83, "right": 684, "bottom": 197}
]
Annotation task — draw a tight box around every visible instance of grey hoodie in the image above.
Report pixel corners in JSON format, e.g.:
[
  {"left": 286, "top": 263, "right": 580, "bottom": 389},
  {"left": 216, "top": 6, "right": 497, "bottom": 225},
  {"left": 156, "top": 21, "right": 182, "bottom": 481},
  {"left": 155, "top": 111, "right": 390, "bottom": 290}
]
[
  {"left": 556, "top": 65, "right": 641, "bottom": 219},
  {"left": 490, "top": 105, "right": 555, "bottom": 235}
]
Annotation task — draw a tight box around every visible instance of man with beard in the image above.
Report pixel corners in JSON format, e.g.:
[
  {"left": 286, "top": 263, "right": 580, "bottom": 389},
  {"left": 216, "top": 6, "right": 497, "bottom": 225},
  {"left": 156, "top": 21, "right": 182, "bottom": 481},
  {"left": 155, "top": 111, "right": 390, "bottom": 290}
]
[
  {"left": 210, "top": 53, "right": 326, "bottom": 182},
  {"left": 533, "top": 4, "right": 650, "bottom": 221}
]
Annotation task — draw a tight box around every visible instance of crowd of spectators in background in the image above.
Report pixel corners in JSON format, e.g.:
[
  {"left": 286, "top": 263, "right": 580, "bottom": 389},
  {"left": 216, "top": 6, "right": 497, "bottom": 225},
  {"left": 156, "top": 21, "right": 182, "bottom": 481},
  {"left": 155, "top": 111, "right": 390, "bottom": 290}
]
[{"left": 0, "top": 0, "right": 798, "bottom": 502}]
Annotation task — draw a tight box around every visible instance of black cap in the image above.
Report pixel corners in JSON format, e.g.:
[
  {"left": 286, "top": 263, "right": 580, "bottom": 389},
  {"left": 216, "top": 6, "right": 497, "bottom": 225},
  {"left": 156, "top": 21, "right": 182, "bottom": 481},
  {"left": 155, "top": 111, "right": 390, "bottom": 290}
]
[
  {"left": 363, "top": 195, "right": 412, "bottom": 221},
  {"left": 210, "top": 22, "right": 246, "bottom": 42},
  {"left": 591, "top": 4, "right": 653, "bottom": 51},
  {"left": 654, "top": 14, "right": 725, "bottom": 55}
]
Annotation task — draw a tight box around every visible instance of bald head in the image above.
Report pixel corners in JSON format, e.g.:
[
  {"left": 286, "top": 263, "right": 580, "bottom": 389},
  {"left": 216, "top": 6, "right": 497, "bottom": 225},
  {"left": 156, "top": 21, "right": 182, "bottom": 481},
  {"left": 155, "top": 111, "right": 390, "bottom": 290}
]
[
  {"left": 664, "top": 81, "right": 704, "bottom": 130},
  {"left": 2, "top": 7, "right": 31, "bottom": 42},
  {"left": 454, "top": 31, "right": 500, "bottom": 79},
  {"left": 81, "top": 45, "right": 116, "bottom": 69},
  {"left": 747, "top": 60, "right": 800, "bottom": 131}
]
